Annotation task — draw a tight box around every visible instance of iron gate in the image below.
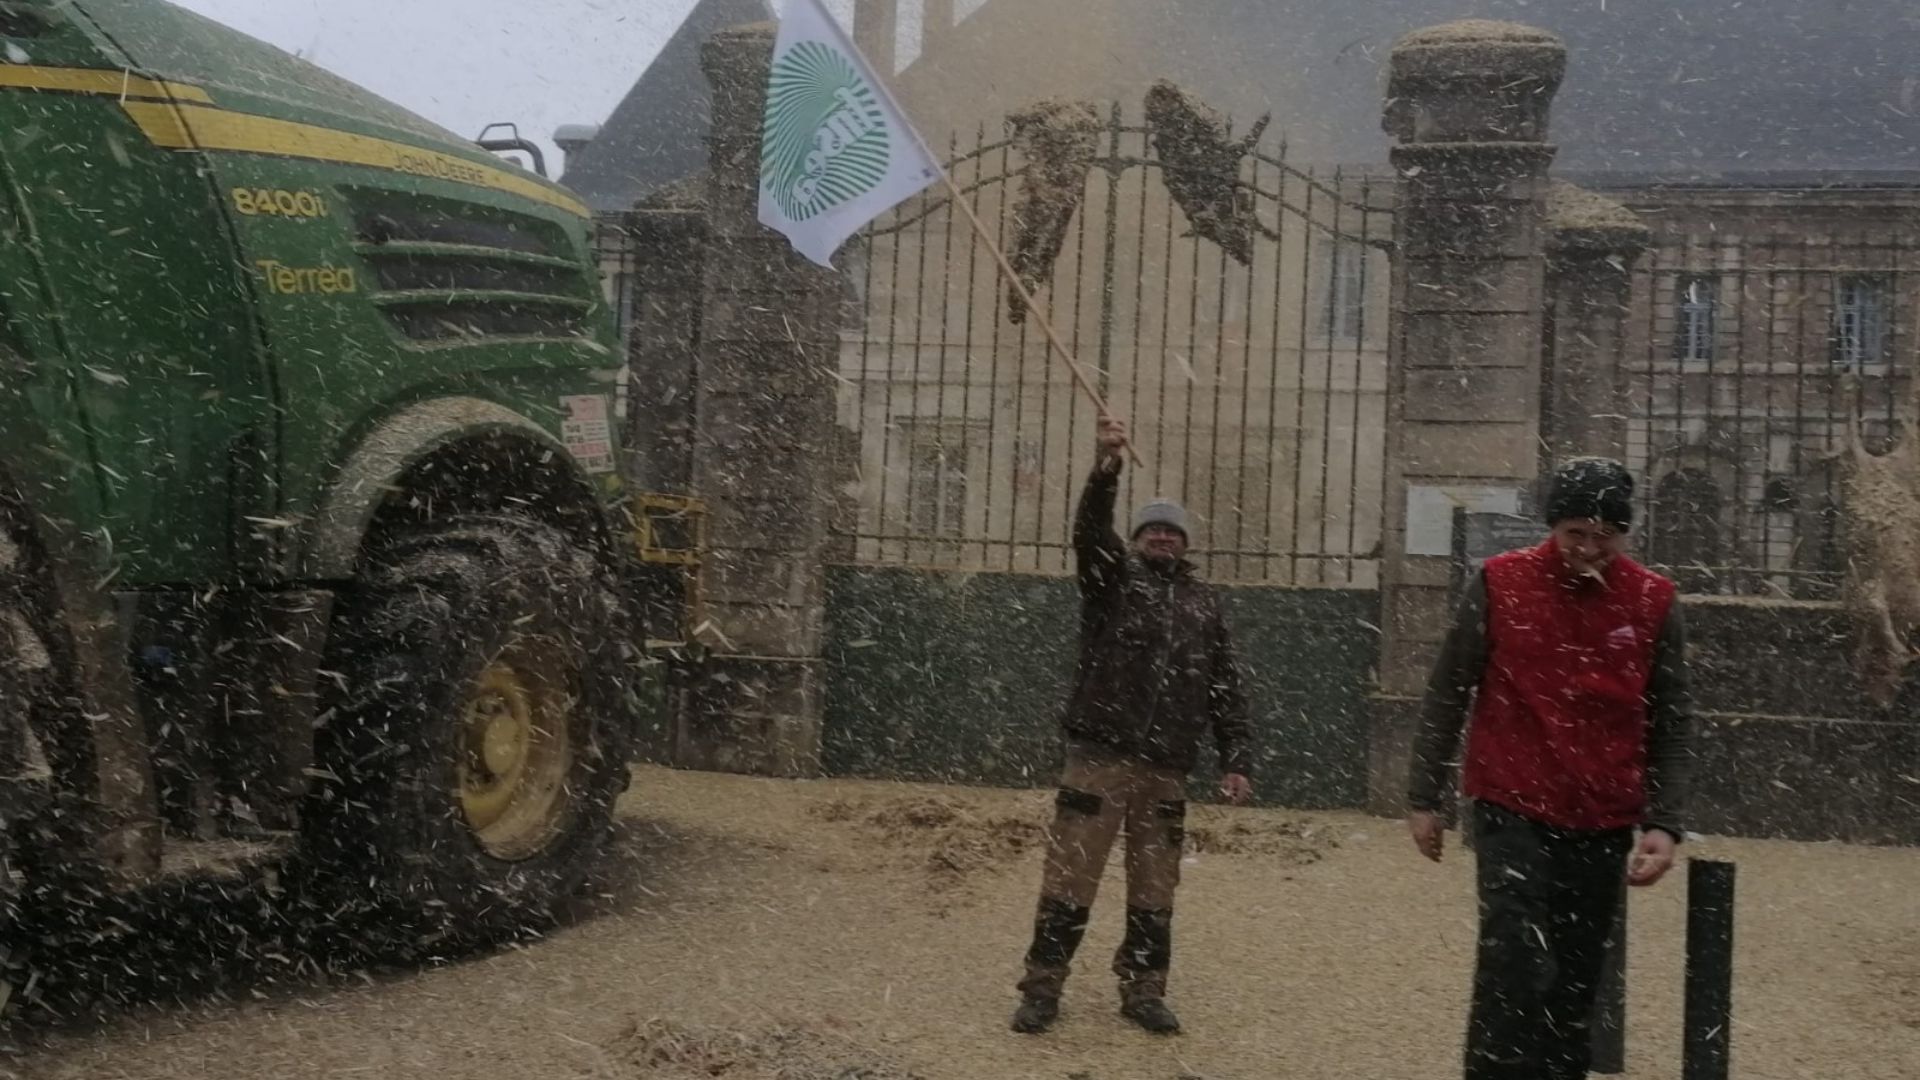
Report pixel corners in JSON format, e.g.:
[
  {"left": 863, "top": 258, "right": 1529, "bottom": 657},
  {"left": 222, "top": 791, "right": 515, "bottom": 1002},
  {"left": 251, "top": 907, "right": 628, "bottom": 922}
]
[
  {"left": 1626, "top": 232, "right": 1914, "bottom": 597},
  {"left": 835, "top": 104, "right": 1395, "bottom": 586}
]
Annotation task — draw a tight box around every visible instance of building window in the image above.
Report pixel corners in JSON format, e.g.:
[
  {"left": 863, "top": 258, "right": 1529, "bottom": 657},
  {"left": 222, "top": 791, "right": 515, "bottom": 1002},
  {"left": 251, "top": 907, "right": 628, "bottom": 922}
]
[
  {"left": 1673, "top": 275, "right": 1717, "bottom": 364},
  {"left": 1321, "top": 239, "right": 1366, "bottom": 342},
  {"left": 904, "top": 423, "right": 976, "bottom": 539},
  {"left": 1832, "top": 273, "right": 1892, "bottom": 369}
]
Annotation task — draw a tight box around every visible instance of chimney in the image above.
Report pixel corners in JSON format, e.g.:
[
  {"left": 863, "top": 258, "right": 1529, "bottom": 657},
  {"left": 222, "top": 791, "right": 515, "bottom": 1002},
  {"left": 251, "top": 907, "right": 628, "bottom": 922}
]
[{"left": 553, "top": 123, "right": 602, "bottom": 176}]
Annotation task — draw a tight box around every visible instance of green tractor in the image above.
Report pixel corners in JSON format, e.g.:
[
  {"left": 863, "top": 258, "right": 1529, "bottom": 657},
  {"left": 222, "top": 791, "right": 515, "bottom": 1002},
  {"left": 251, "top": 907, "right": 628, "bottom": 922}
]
[{"left": 0, "top": 0, "right": 643, "bottom": 968}]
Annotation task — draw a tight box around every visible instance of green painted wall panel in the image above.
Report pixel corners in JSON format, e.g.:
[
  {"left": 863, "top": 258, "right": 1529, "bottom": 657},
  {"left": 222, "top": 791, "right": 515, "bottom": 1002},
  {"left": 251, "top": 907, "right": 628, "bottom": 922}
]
[{"left": 822, "top": 565, "right": 1379, "bottom": 808}]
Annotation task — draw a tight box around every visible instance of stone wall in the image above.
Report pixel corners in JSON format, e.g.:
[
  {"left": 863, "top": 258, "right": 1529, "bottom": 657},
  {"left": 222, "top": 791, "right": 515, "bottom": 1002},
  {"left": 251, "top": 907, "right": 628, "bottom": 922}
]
[
  {"left": 813, "top": 567, "right": 1919, "bottom": 843},
  {"left": 1683, "top": 597, "right": 1920, "bottom": 844}
]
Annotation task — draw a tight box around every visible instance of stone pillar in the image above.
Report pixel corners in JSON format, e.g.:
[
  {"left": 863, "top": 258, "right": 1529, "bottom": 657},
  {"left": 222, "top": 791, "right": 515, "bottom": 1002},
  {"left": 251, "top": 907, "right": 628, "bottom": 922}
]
[
  {"left": 616, "top": 202, "right": 710, "bottom": 767},
  {"left": 622, "top": 204, "right": 710, "bottom": 493},
  {"left": 682, "top": 23, "right": 844, "bottom": 776},
  {"left": 1368, "top": 21, "right": 1567, "bottom": 815},
  {"left": 1543, "top": 182, "right": 1650, "bottom": 462}
]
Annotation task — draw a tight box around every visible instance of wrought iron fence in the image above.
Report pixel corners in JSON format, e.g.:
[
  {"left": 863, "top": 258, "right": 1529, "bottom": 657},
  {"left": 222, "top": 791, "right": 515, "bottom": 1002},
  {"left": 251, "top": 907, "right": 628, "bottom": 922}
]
[
  {"left": 836, "top": 105, "right": 1395, "bottom": 585},
  {"left": 1626, "top": 232, "right": 1914, "bottom": 597}
]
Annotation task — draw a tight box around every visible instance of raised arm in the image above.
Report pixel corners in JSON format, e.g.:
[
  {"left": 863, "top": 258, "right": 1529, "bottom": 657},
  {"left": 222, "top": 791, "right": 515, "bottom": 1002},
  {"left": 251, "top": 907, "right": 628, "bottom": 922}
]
[{"left": 1075, "top": 415, "right": 1129, "bottom": 597}]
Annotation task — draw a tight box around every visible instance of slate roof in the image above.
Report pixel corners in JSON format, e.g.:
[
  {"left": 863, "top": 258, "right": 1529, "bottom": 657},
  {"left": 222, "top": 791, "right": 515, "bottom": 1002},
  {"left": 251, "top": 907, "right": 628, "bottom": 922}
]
[
  {"left": 1148, "top": 0, "right": 1920, "bottom": 183},
  {"left": 568, "top": 0, "right": 1920, "bottom": 209},
  {"left": 559, "top": 0, "right": 770, "bottom": 212}
]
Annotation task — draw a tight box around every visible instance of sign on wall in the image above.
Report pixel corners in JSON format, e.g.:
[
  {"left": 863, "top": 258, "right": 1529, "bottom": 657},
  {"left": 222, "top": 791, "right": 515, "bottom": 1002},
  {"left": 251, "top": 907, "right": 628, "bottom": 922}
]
[{"left": 1403, "top": 484, "right": 1527, "bottom": 557}]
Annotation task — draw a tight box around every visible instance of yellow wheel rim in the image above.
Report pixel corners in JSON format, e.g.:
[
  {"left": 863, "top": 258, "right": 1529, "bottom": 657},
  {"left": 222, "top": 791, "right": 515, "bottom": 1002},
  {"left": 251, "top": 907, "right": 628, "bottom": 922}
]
[{"left": 457, "top": 640, "right": 575, "bottom": 861}]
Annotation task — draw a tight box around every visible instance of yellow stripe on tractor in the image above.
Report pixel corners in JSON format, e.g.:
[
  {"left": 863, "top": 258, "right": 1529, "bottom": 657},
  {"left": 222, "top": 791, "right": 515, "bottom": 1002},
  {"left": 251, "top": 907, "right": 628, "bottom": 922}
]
[
  {"left": 0, "top": 64, "right": 587, "bottom": 218},
  {"left": 0, "top": 63, "right": 208, "bottom": 103},
  {"left": 120, "top": 101, "right": 591, "bottom": 218}
]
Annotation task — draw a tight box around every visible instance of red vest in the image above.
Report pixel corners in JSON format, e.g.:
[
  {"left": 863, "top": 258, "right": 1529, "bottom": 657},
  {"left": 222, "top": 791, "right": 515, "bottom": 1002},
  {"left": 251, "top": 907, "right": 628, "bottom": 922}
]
[{"left": 1463, "top": 541, "right": 1677, "bottom": 831}]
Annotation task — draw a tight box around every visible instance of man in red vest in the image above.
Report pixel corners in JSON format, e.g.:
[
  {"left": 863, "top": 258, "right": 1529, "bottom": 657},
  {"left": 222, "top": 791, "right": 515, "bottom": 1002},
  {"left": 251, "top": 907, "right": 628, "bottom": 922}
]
[{"left": 1407, "top": 457, "right": 1696, "bottom": 1080}]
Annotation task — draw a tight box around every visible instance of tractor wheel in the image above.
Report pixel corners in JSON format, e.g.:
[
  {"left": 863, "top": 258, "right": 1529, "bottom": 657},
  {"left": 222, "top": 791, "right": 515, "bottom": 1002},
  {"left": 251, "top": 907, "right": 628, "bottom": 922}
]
[
  {"left": 0, "top": 497, "right": 66, "bottom": 1014},
  {"left": 303, "top": 514, "right": 636, "bottom": 944}
]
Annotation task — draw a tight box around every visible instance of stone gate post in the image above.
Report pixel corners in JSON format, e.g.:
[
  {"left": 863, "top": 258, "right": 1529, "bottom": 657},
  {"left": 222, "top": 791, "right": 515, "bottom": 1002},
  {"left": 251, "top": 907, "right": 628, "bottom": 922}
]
[
  {"left": 678, "top": 23, "right": 846, "bottom": 776},
  {"left": 622, "top": 204, "right": 710, "bottom": 494},
  {"left": 1543, "top": 182, "right": 1651, "bottom": 461},
  {"left": 1368, "top": 21, "right": 1568, "bottom": 814}
]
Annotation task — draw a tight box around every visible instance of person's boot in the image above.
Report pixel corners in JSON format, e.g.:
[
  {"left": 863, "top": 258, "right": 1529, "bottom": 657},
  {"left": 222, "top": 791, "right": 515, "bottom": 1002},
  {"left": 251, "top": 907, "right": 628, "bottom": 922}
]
[
  {"left": 1010, "top": 992, "right": 1060, "bottom": 1034},
  {"left": 1114, "top": 906, "right": 1179, "bottom": 1034},
  {"left": 1119, "top": 990, "right": 1181, "bottom": 1035},
  {"left": 1011, "top": 897, "right": 1089, "bottom": 1035}
]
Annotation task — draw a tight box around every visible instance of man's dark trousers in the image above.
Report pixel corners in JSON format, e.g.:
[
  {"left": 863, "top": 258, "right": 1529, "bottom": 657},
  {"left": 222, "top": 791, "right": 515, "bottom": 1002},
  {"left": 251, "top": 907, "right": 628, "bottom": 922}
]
[{"left": 1466, "top": 801, "right": 1634, "bottom": 1080}]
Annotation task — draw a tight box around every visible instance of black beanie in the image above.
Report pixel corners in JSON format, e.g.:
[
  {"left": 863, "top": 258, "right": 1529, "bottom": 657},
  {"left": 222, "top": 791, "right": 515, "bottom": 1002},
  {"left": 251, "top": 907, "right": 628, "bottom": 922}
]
[{"left": 1544, "top": 457, "right": 1635, "bottom": 529}]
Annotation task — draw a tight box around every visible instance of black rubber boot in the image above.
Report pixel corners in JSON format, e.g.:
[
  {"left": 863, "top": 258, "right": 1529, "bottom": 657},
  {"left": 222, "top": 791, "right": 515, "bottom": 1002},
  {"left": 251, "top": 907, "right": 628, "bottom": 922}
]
[
  {"left": 1010, "top": 994, "right": 1060, "bottom": 1034},
  {"left": 1012, "top": 897, "right": 1089, "bottom": 1034},
  {"left": 1120, "top": 993, "right": 1182, "bottom": 1035},
  {"left": 1115, "top": 906, "right": 1179, "bottom": 1034}
]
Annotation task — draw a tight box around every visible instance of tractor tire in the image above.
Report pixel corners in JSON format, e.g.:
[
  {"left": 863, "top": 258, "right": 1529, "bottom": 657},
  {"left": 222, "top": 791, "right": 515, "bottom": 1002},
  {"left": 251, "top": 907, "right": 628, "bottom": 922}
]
[
  {"left": 302, "top": 514, "right": 636, "bottom": 944},
  {"left": 0, "top": 498, "right": 64, "bottom": 1015}
]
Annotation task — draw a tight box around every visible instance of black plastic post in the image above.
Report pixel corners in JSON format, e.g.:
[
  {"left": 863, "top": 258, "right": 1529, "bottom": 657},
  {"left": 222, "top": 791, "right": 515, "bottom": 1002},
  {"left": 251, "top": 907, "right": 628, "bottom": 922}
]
[
  {"left": 1682, "top": 858, "right": 1736, "bottom": 1080},
  {"left": 1588, "top": 878, "right": 1628, "bottom": 1073}
]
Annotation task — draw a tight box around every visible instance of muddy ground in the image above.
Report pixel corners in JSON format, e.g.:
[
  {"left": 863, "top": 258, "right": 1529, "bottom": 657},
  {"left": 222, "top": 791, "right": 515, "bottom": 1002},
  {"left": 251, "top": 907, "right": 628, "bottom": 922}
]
[{"left": 10, "top": 765, "right": 1919, "bottom": 1080}]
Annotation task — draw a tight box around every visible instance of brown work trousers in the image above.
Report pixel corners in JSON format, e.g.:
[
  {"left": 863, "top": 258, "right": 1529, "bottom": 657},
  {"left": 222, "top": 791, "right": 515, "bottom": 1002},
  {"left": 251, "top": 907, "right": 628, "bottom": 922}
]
[{"left": 1017, "top": 746, "right": 1187, "bottom": 1003}]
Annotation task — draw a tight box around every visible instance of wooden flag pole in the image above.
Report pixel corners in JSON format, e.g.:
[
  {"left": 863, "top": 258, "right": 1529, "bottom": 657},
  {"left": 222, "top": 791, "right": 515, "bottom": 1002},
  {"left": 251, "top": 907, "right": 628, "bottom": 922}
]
[{"left": 932, "top": 167, "right": 1148, "bottom": 470}]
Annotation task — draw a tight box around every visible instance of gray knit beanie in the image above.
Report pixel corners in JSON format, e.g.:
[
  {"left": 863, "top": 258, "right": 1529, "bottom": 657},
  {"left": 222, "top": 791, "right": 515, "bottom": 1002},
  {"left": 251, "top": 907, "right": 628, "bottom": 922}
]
[{"left": 1130, "top": 498, "right": 1190, "bottom": 540}]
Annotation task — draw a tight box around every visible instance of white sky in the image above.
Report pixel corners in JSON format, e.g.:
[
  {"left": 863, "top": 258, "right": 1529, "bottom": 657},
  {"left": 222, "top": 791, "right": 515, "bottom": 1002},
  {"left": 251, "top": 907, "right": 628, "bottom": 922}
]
[{"left": 170, "top": 0, "right": 710, "bottom": 169}]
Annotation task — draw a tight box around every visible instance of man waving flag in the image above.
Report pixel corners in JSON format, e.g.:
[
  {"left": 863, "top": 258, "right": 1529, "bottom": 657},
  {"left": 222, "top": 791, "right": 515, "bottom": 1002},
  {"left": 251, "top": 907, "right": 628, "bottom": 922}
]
[{"left": 757, "top": 0, "right": 941, "bottom": 267}]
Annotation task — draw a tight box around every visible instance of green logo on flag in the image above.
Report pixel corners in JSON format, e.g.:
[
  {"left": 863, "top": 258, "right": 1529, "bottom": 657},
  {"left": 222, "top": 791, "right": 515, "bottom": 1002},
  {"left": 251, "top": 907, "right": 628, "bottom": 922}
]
[{"left": 762, "top": 40, "right": 891, "bottom": 221}]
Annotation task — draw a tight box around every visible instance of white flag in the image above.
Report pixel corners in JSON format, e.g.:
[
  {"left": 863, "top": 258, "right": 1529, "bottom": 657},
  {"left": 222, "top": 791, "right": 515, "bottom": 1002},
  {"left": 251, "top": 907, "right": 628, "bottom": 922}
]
[{"left": 757, "top": 0, "right": 941, "bottom": 267}]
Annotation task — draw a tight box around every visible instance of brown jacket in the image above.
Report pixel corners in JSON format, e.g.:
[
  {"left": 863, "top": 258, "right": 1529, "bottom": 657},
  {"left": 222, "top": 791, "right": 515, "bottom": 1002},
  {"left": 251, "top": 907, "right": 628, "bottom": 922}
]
[{"left": 1061, "top": 464, "right": 1254, "bottom": 777}]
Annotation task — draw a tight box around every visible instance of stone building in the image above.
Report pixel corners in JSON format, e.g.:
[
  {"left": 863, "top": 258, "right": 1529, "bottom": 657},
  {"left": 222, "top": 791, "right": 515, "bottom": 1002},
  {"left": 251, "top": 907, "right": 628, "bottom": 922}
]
[
  {"left": 1595, "top": 182, "right": 1920, "bottom": 596},
  {"left": 582, "top": 0, "right": 1920, "bottom": 593}
]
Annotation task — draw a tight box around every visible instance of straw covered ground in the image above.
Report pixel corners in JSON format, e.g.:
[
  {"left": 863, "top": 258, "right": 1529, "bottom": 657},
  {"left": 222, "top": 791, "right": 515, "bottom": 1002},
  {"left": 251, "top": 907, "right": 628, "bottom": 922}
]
[{"left": 14, "top": 764, "right": 1919, "bottom": 1080}]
